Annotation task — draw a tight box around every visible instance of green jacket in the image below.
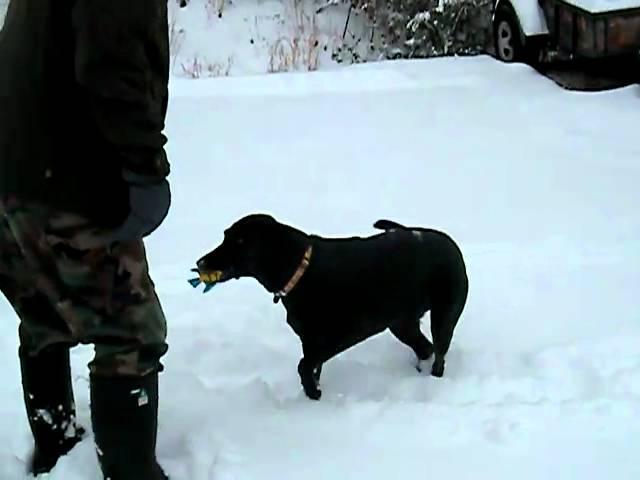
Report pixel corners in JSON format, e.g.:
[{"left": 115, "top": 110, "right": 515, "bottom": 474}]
[{"left": 0, "top": 0, "right": 170, "bottom": 228}]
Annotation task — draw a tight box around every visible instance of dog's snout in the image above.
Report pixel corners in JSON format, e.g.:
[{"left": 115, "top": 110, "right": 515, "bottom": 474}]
[{"left": 197, "top": 258, "right": 207, "bottom": 269}]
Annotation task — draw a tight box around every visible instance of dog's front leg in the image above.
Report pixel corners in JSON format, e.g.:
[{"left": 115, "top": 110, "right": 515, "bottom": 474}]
[
  {"left": 313, "top": 364, "right": 323, "bottom": 383},
  {"left": 298, "top": 339, "right": 324, "bottom": 400},
  {"left": 292, "top": 321, "right": 323, "bottom": 400},
  {"left": 297, "top": 357, "right": 322, "bottom": 400}
]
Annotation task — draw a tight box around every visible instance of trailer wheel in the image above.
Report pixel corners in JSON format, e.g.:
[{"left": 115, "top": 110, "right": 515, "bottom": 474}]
[{"left": 493, "top": 3, "right": 526, "bottom": 63}]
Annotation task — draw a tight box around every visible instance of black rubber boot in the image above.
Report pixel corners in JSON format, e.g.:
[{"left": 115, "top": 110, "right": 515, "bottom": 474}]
[
  {"left": 90, "top": 372, "right": 168, "bottom": 480},
  {"left": 19, "top": 344, "right": 86, "bottom": 476}
]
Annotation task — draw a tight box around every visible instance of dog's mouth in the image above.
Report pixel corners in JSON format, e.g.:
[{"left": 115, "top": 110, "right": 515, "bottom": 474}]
[
  {"left": 188, "top": 266, "right": 237, "bottom": 293},
  {"left": 197, "top": 270, "right": 224, "bottom": 283},
  {"left": 194, "top": 268, "right": 236, "bottom": 283}
]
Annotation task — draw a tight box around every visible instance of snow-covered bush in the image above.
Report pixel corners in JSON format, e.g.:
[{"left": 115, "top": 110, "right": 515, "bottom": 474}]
[{"left": 331, "top": 0, "right": 494, "bottom": 63}]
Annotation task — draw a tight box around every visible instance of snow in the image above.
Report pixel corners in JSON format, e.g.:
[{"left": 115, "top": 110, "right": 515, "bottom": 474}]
[
  {"left": 0, "top": 0, "right": 7, "bottom": 23},
  {"left": 2, "top": 2, "right": 639, "bottom": 480},
  {"left": 2, "top": 31, "right": 640, "bottom": 480},
  {"left": 564, "top": 0, "right": 640, "bottom": 13}
]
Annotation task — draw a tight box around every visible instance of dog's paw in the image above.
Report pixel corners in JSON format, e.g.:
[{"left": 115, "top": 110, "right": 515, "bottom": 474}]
[
  {"left": 304, "top": 387, "right": 322, "bottom": 401},
  {"left": 298, "top": 358, "right": 322, "bottom": 400},
  {"left": 431, "top": 360, "right": 444, "bottom": 378}
]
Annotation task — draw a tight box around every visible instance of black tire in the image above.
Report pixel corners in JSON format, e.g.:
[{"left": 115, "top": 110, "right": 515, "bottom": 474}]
[{"left": 493, "top": 3, "right": 526, "bottom": 63}]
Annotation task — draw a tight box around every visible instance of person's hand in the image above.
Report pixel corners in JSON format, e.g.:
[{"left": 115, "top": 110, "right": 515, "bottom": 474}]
[{"left": 109, "top": 165, "right": 171, "bottom": 243}]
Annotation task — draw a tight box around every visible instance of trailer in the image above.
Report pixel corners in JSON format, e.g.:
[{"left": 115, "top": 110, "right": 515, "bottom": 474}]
[{"left": 492, "top": 0, "right": 640, "bottom": 64}]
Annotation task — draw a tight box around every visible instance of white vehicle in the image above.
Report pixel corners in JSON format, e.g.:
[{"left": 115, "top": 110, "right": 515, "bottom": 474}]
[{"left": 492, "top": 0, "right": 640, "bottom": 64}]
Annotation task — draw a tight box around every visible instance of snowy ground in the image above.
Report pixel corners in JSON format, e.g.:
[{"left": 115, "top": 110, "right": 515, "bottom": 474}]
[{"left": 1, "top": 56, "right": 639, "bottom": 479}]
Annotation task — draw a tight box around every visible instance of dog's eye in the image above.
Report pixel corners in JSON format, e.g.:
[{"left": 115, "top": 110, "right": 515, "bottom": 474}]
[{"left": 235, "top": 237, "right": 244, "bottom": 245}]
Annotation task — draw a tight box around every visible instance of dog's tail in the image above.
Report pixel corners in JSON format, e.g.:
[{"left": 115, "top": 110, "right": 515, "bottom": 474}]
[{"left": 373, "top": 219, "right": 407, "bottom": 231}]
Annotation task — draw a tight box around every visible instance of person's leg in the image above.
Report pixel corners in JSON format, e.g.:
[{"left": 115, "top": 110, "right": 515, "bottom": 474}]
[
  {"left": 43, "top": 213, "right": 170, "bottom": 480},
  {"left": 0, "top": 197, "right": 85, "bottom": 476},
  {"left": 2, "top": 197, "right": 169, "bottom": 479},
  {"left": 17, "top": 339, "right": 86, "bottom": 476},
  {"left": 86, "top": 241, "right": 169, "bottom": 480}
]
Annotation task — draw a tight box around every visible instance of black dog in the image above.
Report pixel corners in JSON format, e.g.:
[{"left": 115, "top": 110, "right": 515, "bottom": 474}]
[{"left": 195, "top": 214, "right": 469, "bottom": 400}]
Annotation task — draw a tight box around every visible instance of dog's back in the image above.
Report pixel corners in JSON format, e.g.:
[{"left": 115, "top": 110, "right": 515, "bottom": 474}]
[
  {"left": 297, "top": 220, "right": 467, "bottom": 321},
  {"left": 373, "top": 219, "right": 467, "bottom": 282}
]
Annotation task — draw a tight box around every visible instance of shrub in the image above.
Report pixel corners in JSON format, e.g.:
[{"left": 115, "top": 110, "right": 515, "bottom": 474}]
[{"left": 331, "top": 0, "right": 494, "bottom": 63}]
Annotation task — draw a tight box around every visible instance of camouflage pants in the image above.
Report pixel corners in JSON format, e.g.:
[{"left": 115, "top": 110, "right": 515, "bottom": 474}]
[{"left": 0, "top": 195, "right": 168, "bottom": 377}]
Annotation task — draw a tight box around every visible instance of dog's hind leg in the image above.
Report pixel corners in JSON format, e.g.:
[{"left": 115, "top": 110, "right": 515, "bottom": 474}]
[
  {"left": 389, "top": 321, "right": 434, "bottom": 372},
  {"left": 430, "top": 287, "right": 467, "bottom": 378}
]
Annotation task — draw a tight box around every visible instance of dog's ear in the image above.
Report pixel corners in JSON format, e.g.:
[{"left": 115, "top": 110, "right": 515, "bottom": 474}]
[
  {"left": 258, "top": 213, "right": 277, "bottom": 223},
  {"left": 229, "top": 214, "right": 277, "bottom": 233},
  {"left": 242, "top": 213, "right": 277, "bottom": 224},
  {"left": 373, "top": 219, "right": 406, "bottom": 230}
]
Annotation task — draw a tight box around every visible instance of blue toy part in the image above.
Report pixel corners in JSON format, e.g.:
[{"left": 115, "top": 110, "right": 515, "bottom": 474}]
[
  {"left": 188, "top": 269, "right": 217, "bottom": 294},
  {"left": 187, "top": 277, "right": 216, "bottom": 293}
]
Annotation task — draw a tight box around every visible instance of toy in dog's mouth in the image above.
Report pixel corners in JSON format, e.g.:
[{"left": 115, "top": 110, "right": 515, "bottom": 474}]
[{"left": 188, "top": 268, "right": 225, "bottom": 293}]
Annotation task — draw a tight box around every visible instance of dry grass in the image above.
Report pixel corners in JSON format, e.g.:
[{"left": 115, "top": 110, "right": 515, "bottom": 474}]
[
  {"left": 180, "top": 55, "right": 234, "bottom": 78},
  {"left": 267, "top": 0, "right": 321, "bottom": 73},
  {"left": 169, "top": 9, "right": 187, "bottom": 71},
  {"left": 268, "top": 35, "right": 321, "bottom": 73}
]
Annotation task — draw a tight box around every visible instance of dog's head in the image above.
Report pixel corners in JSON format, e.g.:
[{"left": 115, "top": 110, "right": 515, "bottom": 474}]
[{"left": 195, "top": 213, "right": 284, "bottom": 284}]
